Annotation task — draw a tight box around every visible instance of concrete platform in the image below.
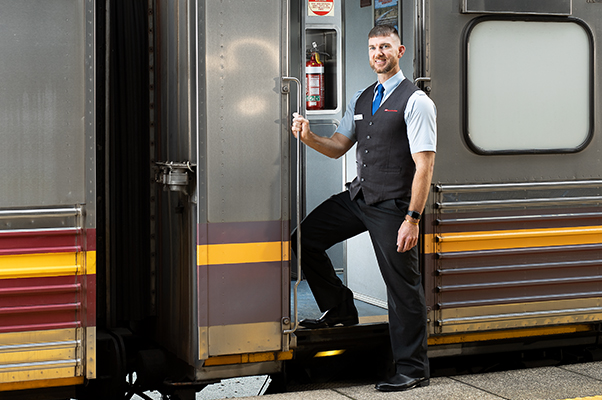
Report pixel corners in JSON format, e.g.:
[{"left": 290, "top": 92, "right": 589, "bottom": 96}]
[{"left": 227, "top": 361, "right": 602, "bottom": 400}]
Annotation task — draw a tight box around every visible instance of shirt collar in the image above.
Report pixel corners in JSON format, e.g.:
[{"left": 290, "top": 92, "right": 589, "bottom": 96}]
[{"left": 375, "top": 70, "right": 406, "bottom": 96}]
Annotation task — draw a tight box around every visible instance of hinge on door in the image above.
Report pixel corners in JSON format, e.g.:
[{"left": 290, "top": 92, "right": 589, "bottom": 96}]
[{"left": 155, "top": 161, "right": 195, "bottom": 195}]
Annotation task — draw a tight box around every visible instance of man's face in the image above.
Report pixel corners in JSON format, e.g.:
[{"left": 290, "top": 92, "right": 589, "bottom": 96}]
[{"left": 368, "top": 34, "right": 405, "bottom": 75}]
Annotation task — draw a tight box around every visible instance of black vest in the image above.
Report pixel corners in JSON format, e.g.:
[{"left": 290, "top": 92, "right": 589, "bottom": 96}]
[{"left": 348, "top": 79, "right": 419, "bottom": 205}]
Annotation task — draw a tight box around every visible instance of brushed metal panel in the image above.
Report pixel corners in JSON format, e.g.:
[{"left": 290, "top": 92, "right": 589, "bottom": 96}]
[
  {"left": 0, "top": 0, "right": 89, "bottom": 207},
  {"left": 197, "top": 220, "right": 284, "bottom": 245},
  {"left": 426, "top": 0, "right": 602, "bottom": 188},
  {"left": 85, "top": 327, "right": 95, "bottom": 379},
  {"left": 462, "top": 0, "right": 572, "bottom": 15},
  {"left": 205, "top": 0, "right": 284, "bottom": 223},
  {"left": 208, "top": 322, "right": 281, "bottom": 356},
  {"left": 438, "top": 298, "right": 602, "bottom": 333},
  {"left": 204, "top": 262, "right": 282, "bottom": 327},
  {"left": 0, "top": 328, "right": 78, "bottom": 346},
  {"left": 198, "top": 326, "right": 208, "bottom": 360},
  {"left": 0, "top": 363, "right": 77, "bottom": 384}
]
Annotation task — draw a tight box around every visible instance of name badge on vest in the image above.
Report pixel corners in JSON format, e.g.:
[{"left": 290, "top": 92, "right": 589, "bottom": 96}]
[{"left": 354, "top": 114, "right": 363, "bottom": 121}]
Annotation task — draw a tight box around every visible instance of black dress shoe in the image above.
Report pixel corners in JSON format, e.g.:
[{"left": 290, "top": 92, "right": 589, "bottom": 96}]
[
  {"left": 299, "top": 298, "right": 358, "bottom": 328},
  {"left": 299, "top": 309, "right": 359, "bottom": 328},
  {"left": 375, "top": 374, "right": 429, "bottom": 392}
]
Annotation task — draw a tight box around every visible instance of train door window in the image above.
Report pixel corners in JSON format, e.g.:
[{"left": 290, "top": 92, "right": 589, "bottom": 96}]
[{"left": 463, "top": 18, "right": 593, "bottom": 154}]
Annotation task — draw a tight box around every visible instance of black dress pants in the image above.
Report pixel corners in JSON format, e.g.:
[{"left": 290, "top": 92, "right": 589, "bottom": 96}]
[{"left": 292, "top": 190, "right": 429, "bottom": 378}]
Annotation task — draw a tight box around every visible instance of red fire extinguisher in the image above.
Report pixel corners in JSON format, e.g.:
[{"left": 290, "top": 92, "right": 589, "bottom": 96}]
[{"left": 306, "top": 42, "right": 324, "bottom": 110}]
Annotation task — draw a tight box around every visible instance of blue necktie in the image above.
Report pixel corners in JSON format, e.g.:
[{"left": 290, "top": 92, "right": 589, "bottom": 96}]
[{"left": 372, "top": 84, "right": 384, "bottom": 115}]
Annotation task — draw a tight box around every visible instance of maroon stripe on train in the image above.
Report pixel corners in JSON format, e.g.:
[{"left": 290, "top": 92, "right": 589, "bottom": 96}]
[
  {"left": 197, "top": 220, "right": 290, "bottom": 245},
  {"left": 0, "top": 303, "right": 80, "bottom": 315},
  {"left": 0, "top": 275, "right": 78, "bottom": 290},
  {"left": 198, "top": 260, "right": 287, "bottom": 326},
  {"left": 0, "top": 304, "right": 81, "bottom": 332},
  {"left": 0, "top": 228, "right": 97, "bottom": 255},
  {"left": 86, "top": 274, "right": 96, "bottom": 326},
  {"left": 0, "top": 246, "right": 81, "bottom": 256},
  {"left": 0, "top": 228, "right": 81, "bottom": 255},
  {"left": 0, "top": 275, "right": 90, "bottom": 333},
  {"left": 0, "top": 283, "right": 80, "bottom": 296},
  {"left": 0, "top": 321, "right": 81, "bottom": 334},
  {"left": 87, "top": 228, "right": 96, "bottom": 251}
]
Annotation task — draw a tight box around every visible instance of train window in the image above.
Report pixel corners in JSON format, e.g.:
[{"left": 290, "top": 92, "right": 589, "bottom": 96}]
[{"left": 463, "top": 18, "right": 593, "bottom": 154}]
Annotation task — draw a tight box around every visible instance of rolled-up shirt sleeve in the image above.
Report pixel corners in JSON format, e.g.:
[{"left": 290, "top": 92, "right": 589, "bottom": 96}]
[{"left": 405, "top": 91, "right": 437, "bottom": 154}]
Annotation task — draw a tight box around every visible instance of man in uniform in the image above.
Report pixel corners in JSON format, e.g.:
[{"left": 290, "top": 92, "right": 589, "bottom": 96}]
[{"left": 291, "top": 24, "right": 436, "bottom": 392}]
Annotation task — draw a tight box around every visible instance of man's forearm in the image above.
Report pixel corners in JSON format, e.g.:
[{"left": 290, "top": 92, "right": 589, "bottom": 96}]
[
  {"left": 408, "top": 151, "right": 436, "bottom": 215},
  {"left": 300, "top": 131, "right": 351, "bottom": 159}
]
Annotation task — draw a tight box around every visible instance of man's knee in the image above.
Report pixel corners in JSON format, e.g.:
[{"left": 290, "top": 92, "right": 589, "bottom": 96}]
[{"left": 291, "top": 228, "right": 327, "bottom": 255}]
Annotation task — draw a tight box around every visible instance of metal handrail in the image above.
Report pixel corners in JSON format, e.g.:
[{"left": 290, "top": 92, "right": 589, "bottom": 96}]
[
  {"left": 282, "top": 76, "right": 302, "bottom": 335},
  {"left": 436, "top": 196, "right": 602, "bottom": 210},
  {"left": 436, "top": 180, "right": 602, "bottom": 193},
  {"left": 0, "top": 207, "right": 81, "bottom": 219}
]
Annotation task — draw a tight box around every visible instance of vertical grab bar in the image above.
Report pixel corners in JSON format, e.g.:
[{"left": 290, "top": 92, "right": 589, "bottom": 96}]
[
  {"left": 413, "top": 0, "right": 431, "bottom": 91},
  {"left": 282, "top": 76, "right": 302, "bottom": 335}
]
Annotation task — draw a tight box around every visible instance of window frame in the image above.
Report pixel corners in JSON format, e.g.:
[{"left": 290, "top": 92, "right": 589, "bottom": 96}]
[{"left": 461, "top": 16, "right": 595, "bottom": 155}]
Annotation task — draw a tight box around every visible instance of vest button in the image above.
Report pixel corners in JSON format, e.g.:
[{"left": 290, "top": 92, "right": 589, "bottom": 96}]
[
  {"left": 369, "top": 122, "right": 373, "bottom": 126},
  {"left": 367, "top": 135, "right": 371, "bottom": 139},
  {"left": 363, "top": 164, "right": 367, "bottom": 167},
  {"left": 361, "top": 178, "right": 365, "bottom": 182},
  {"left": 365, "top": 149, "right": 369, "bottom": 153}
]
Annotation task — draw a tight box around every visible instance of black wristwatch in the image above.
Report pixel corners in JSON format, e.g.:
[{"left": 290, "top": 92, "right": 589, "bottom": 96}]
[{"left": 407, "top": 210, "right": 421, "bottom": 221}]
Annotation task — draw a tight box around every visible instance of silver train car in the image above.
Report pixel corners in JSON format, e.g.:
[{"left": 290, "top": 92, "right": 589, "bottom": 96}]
[{"left": 0, "top": 0, "right": 601, "bottom": 399}]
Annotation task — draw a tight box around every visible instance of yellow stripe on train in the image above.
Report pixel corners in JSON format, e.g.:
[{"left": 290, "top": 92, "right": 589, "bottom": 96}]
[
  {"left": 197, "top": 241, "right": 290, "bottom": 266},
  {"left": 0, "top": 251, "right": 96, "bottom": 279},
  {"left": 425, "top": 225, "right": 602, "bottom": 254},
  {"left": 0, "top": 328, "right": 88, "bottom": 391}
]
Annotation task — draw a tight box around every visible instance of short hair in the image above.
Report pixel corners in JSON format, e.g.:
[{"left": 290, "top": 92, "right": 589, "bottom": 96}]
[{"left": 368, "top": 24, "right": 400, "bottom": 41}]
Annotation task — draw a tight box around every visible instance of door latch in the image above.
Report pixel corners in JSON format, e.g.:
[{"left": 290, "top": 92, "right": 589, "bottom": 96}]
[{"left": 155, "top": 161, "right": 195, "bottom": 195}]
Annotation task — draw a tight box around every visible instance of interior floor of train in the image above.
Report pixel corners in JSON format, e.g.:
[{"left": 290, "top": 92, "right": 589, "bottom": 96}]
[{"left": 295, "top": 277, "right": 389, "bottom": 323}]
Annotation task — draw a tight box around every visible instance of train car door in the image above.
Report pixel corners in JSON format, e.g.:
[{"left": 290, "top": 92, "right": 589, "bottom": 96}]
[
  {"left": 153, "top": 0, "right": 293, "bottom": 382},
  {"left": 0, "top": 0, "right": 97, "bottom": 394},
  {"left": 422, "top": 0, "right": 602, "bottom": 342}
]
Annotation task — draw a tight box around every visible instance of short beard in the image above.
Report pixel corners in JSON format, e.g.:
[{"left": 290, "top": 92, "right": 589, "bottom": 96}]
[{"left": 370, "top": 59, "right": 395, "bottom": 74}]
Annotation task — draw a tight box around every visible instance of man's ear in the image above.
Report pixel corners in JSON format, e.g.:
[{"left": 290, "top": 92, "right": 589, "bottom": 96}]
[{"left": 398, "top": 44, "right": 406, "bottom": 58}]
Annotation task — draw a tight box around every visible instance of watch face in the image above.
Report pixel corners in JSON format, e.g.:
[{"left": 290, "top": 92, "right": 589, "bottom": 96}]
[{"left": 408, "top": 210, "right": 421, "bottom": 220}]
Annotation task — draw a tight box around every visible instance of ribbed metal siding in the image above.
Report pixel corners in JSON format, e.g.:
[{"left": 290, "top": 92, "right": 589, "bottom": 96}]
[
  {"left": 0, "top": 207, "right": 90, "bottom": 385},
  {"left": 433, "top": 181, "right": 602, "bottom": 333}
]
